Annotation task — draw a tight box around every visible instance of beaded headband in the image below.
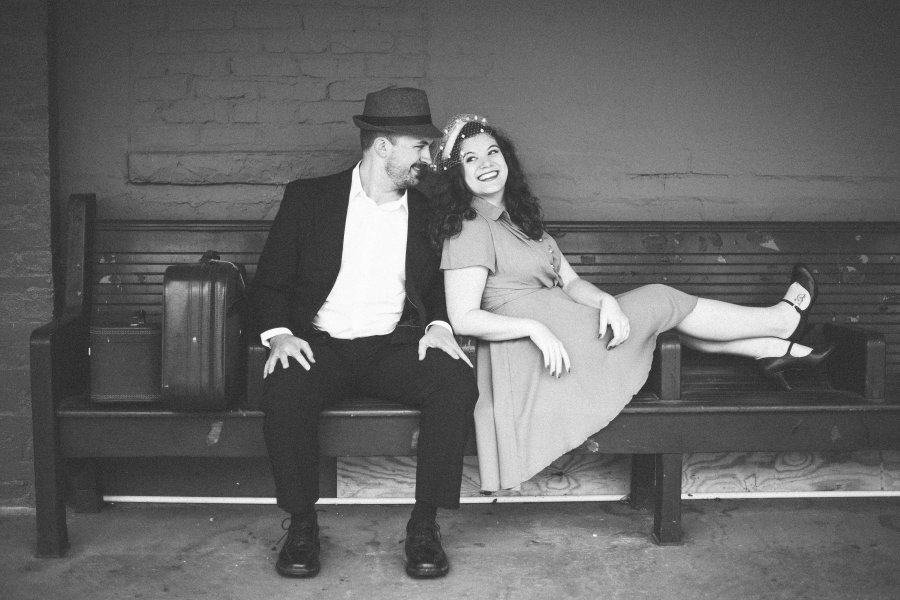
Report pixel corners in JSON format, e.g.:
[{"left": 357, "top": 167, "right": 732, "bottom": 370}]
[{"left": 431, "top": 114, "right": 491, "bottom": 171}]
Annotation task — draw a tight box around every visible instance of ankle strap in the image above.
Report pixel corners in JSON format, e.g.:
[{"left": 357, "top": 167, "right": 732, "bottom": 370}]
[{"left": 780, "top": 298, "right": 801, "bottom": 313}]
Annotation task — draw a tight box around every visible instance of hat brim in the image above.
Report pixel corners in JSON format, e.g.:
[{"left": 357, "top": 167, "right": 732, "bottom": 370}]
[{"left": 353, "top": 116, "right": 442, "bottom": 139}]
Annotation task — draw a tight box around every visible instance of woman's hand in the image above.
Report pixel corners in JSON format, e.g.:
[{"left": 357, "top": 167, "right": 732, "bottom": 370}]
[
  {"left": 528, "top": 321, "right": 571, "bottom": 377},
  {"left": 599, "top": 297, "right": 630, "bottom": 349},
  {"left": 559, "top": 259, "right": 629, "bottom": 349}
]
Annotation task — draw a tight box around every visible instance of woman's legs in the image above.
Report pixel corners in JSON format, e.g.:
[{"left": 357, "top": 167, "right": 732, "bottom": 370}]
[
  {"left": 675, "top": 297, "right": 799, "bottom": 342},
  {"left": 679, "top": 334, "right": 812, "bottom": 360},
  {"left": 672, "top": 274, "right": 820, "bottom": 358}
]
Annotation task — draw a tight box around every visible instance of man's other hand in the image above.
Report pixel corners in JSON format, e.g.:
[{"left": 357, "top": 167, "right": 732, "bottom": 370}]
[{"left": 417, "top": 326, "right": 473, "bottom": 367}]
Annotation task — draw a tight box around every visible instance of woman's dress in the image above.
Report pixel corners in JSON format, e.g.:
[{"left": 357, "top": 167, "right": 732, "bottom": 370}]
[{"left": 441, "top": 198, "right": 698, "bottom": 491}]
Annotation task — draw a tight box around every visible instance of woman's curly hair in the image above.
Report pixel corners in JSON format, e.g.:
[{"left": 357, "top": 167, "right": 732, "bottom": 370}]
[{"left": 428, "top": 123, "right": 544, "bottom": 250}]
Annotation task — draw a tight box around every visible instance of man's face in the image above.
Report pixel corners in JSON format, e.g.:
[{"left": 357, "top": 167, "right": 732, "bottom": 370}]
[{"left": 384, "top": 135, "right": 434, "bottom": 189}]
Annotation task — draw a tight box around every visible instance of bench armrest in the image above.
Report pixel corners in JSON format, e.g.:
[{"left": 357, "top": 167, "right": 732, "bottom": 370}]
[
  {"left": 30, "top": 314, "right": 89, "bottom": 558},
  {"left": 823, "top": 323, "right": 886, "bottom": 400},
  {"left": 30, "top": 314, "right": 89, "bottom": 412},
  {"left": 649, "top": 331, "right": 682, "bottom": 400}
]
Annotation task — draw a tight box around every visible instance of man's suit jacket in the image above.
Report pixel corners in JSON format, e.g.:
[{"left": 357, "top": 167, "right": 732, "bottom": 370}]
[{"left": 250, "top": 167, "right": 448, "bottom": 344}]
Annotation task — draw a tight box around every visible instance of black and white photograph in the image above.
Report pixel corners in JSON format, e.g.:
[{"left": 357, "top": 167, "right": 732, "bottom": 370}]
[{"left": 1, "top": 1, "right": 899, "bottom": 598}]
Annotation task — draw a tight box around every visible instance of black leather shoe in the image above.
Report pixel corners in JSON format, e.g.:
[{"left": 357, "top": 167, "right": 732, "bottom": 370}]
[
  {"left": 782, "top": 263, "right": 818, "bottom": 342},
  {"left": 404, "top": 519, "right": 449, "bottom": 578},
  {"left": 757, "top": 342, "right": 835, "bottom": 391},
  {"left": 276, "top": 515, "right": 320, "bottom": 578}
]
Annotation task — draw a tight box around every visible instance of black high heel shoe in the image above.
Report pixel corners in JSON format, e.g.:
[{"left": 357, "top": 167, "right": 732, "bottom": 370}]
[
  {"left": 756, "top": 342, "right": 835, "bottom": 391},
  {"left": 782, "top": 263, "right": 818, "bottom": 342}
]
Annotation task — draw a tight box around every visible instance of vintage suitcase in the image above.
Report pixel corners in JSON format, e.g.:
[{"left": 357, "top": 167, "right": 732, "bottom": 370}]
[
  {"left": 161, "top": 252, "right": 246, "bottom": 410},
  {"left": 89, "top": 311, "right": 162, "bottom": 403}
]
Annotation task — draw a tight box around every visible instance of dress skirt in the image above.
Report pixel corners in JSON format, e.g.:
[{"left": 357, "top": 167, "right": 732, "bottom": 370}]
[{"left": 473, "top": 283, "right": 697, "bottom": 491}]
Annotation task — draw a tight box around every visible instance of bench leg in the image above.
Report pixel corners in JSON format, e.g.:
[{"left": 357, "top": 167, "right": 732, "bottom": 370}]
[
  {"left": 318, "top": 456, "right": 338, "bottom": 498},
  {"left": 70, "top": 459, "right": 103, "bottom": 513},
  {"left": 31, "top": 377, "right": 68, "bottom": 557},
  {"left": 34, "top": 458, "right": 69, "bottom": 557},
  {"left": 33, "top": 431, "right": 69, "bottom": 557},
  {"left": 651, "top": 453, "right": 683, "bottom": 545},
  {"left": 628, "top": 454, "right": 656, "bottom": 510}
]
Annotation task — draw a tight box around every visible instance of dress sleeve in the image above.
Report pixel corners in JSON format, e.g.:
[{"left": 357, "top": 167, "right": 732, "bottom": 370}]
[{"left": 440, "top": 215, "right": 497, "bottom": 274}]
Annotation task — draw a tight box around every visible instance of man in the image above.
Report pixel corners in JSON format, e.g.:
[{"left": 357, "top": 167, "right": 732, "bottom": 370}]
[{"left": 251, "top": 87, "right": 478, "bottom": 579}]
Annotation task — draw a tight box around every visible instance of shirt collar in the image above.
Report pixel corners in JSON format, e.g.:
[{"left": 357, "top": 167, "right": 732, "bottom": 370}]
[
  {"left": 471, "top": 196, "right": 505, "bottom": 221},
  {"left": 350, "top": 163, "right": 409, "bottom": 212}
]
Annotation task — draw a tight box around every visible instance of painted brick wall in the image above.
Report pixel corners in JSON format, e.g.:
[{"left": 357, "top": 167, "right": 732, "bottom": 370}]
[
  {"left": 57, "top": 0, "right": 433, "bottom": 219},
  {"left": 426, "top": 0, "right": 900, "bottom": 221},
  {"left": 0, "top": 0, "right": 53, "bottom": 506},
  {"left": 124, "top": 1, "right": 430, "bottom": 180},
  {"left": 55, "top": 0, "right": 900, "bottom": 221}
]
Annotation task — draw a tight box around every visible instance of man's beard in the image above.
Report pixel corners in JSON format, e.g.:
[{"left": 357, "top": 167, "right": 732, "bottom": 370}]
[{"left": 385, "top": 157, "right": 428, "bottom": 189}]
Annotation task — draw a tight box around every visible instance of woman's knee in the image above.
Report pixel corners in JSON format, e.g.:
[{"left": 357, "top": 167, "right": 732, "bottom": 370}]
[{"left": 642, "top": 283, "right": 675, "bottom": 297}]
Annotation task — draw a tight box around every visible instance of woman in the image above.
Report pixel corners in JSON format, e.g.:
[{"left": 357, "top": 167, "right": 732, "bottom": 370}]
[{"left": 430, "top": 115, "right": 833, "bottom": 492}]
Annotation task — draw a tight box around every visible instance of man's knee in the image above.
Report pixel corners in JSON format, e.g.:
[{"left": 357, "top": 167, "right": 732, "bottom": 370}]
[{"left": 261, "top": 363, "right": 324, "bottom": 416}]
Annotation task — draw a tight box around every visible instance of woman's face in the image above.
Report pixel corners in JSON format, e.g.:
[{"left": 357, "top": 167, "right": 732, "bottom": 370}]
[{"left": 459, "top": 133, "right": 508, "bottom": 204}]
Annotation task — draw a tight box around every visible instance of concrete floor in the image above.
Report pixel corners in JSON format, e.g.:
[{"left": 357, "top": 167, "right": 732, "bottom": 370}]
[{"left": 2, "top": 498, "right": 899, "bottom": 600}]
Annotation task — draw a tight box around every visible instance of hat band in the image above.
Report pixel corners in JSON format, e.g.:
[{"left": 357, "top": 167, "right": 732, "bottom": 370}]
[{"left": 362, "top": 114, "right": 434, "bottom": 126}]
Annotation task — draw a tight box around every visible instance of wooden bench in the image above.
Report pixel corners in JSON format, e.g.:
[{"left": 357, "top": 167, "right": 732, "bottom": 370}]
[{"left": 30, "top": 194, "right": 900, "bottom": 557}]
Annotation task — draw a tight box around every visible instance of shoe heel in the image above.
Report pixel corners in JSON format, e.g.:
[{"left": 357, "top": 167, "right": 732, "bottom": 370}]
[{"left": 756, "top": 341, "right": 835, "bottom": 391}]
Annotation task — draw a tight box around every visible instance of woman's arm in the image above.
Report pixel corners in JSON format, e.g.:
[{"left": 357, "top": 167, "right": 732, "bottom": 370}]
[
  {"left": 445, "top": 267, "right": 570, "bottom": 376},
  {"left": 557, "top": 256, "right": 631, "bottom": 348}
]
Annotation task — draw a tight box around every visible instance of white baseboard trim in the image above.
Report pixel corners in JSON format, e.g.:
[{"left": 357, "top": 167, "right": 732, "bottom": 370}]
[
  {"left": 5, "top": 491, "right": 899, "bottom": 513},
  {"left": 99, "top": 490, "right": 900, "bottom": 505}
]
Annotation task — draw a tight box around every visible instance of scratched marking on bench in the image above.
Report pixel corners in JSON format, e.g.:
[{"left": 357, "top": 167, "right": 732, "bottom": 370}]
[
  {"left": 830, "top": 426, "right": 842, "bottom": 443},
  {"left": 207, "top": 421, "right": 224, "bottom": 445},
  {"left": 759, "top": 236, "right": 780, "bottom": 252}
]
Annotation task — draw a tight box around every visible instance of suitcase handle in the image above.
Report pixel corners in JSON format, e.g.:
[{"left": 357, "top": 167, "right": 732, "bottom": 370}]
[{"left": 199, "top": 250, "right": 246, "bottom": 289}]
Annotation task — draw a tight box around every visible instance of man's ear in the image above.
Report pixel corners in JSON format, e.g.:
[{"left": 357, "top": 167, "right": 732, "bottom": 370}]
[{"left": 372, "top": 135, "right": 392, "bottom": 158}]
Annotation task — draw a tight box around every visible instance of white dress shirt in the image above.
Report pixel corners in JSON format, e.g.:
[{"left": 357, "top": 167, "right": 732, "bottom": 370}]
[{"left": 261, "top": 164, "right": 451, "bottom": 345}]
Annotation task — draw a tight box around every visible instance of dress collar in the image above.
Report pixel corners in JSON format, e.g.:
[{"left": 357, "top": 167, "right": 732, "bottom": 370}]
[{"left": 471, "top": 196, "right": 505, "bottom": 221}]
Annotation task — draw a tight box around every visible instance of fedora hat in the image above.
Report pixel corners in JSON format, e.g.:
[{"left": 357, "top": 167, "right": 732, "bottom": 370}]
[{"left": 352, "top": 87, "right": 442, "bottom": 138}]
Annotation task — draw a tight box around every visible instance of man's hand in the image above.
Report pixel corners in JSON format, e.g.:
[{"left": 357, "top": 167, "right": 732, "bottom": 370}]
[
  {"left": 263, "top": 333, "right": 315, "bottom": 377},
  {"left": 417, "top": 326, "right": 474, "bottom": 367}
]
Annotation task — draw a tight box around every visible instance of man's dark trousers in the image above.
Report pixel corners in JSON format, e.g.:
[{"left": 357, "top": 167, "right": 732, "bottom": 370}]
[{"left": 262, "top": 331, "right": 479, "bottom": 512}]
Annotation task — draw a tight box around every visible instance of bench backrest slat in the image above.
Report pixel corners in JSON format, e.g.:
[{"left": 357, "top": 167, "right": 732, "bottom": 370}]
[{"left": 86, "top": 219, "right": 900, "bottom": 389}]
